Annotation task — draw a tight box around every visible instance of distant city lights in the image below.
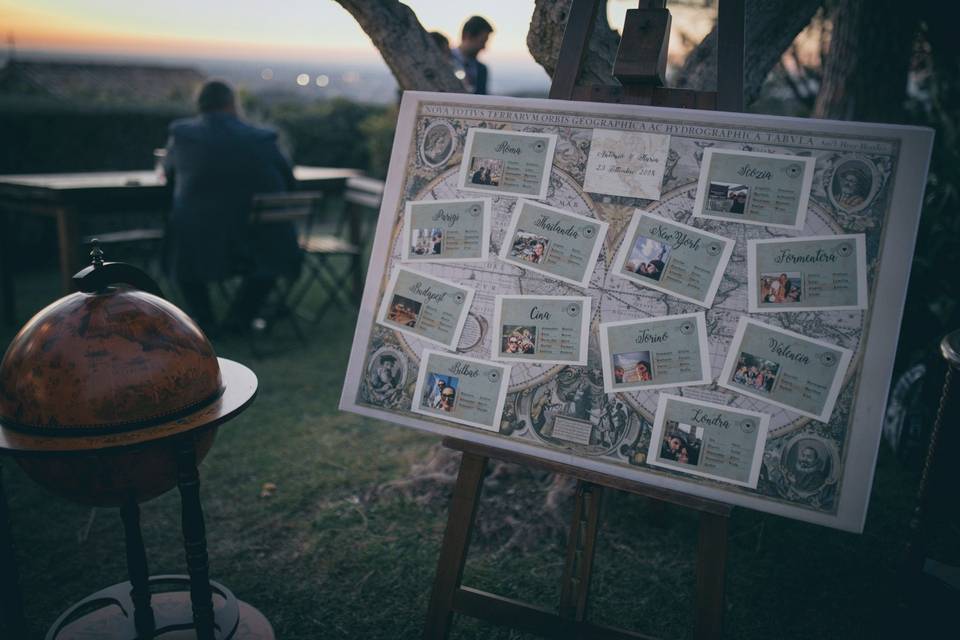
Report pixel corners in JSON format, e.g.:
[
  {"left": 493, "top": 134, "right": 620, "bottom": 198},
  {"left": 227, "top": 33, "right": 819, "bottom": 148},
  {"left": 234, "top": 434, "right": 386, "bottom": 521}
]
[
  {"left": 454, "top": 69, "right": 466, "bottom": 80},
  {"left": 296, "top": 73, "right": 310, "bottom": 86},
  {"left": 316, "top": 74, "right": 330, "bottom": 87},
  {"left": 260, "top": 68, "right": 274, "bottom": 80}
]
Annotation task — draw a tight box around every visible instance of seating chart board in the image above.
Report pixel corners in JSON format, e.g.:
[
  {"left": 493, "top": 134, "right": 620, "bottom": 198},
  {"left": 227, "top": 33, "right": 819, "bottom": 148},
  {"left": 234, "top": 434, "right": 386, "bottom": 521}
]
[{"left": 341, "top": 92, "right": 933, "bottom": 532}]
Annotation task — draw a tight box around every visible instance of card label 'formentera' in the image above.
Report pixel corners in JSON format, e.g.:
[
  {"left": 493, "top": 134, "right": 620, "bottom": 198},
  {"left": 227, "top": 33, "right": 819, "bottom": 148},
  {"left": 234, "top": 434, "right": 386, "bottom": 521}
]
[
  {"left": 693, "top": 148, "right": 816, "bottom": 229},
  {"left": 402, "top": 198, "right": 491, "bottom": 262},
  {"left": 747, "top": 234, "right": 868, "bottom": 312},
  {"left": 499, "top": 199, "right": 609, "bottom": 288},
  {"left": 599, "top": 313, "right": 711, "bottom": 393},
  {"left": 492, "top": 295, "right": 591, "bottom": 365},
  {"left": 719, "top": 317, "right": 853, "bottom": 422},
  {"left": 612, "top": 212, "right": 734, "bottom": 307},
  {"left": 376, "top": 267, "right": 475, "bottom": 350},
  {"left": 583, "top": 129, "right": 671, "bottom": 200},
  {"left": 647, "top": 395, "right": 770, "bottom": 488},
  {"left": 412, "top": 350, "right": 510, "bottom": 432},
  {"left": 458, "top": 128, "right": 557, "bottom": 200}
]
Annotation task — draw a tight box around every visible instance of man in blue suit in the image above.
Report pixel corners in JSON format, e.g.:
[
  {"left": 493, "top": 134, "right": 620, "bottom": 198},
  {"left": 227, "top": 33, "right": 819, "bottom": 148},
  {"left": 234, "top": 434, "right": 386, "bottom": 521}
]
[
  {"left": 163, "top": 80, "right": 300, "bottom": 333},
  {"left": 452, "top": 16, "right": 494, "bottom": 95}
]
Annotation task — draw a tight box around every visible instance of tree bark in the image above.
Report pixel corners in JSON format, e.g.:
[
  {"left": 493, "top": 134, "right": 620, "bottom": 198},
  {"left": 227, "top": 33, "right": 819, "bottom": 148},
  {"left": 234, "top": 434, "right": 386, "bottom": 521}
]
[
  {"left": 676, "top": 0, "right": 824, "bottom": 105},
  {"left": 527, "top": 0, "right": 621, "bottom": 86},
  {"left": 332, "top": 0, "right": 463, "bottom": 92},
  {"left": 813, "top": 0, "right": 918, "bottom": 122}
]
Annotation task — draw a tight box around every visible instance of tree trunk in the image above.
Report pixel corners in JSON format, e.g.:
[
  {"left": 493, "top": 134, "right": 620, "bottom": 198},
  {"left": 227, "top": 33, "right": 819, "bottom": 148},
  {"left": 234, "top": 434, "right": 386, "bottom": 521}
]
[
  {"left": 676, "top": 0, "right": 824, "bottom": 105},
  {"left": 527, "top": 0, "right": 621, "bottom": 86},
  {"left": 332, "top": 0, "right": 463, "bottom": 92},
  {"left": 813, "top": 0, "right": 918, "bottom": 122}
]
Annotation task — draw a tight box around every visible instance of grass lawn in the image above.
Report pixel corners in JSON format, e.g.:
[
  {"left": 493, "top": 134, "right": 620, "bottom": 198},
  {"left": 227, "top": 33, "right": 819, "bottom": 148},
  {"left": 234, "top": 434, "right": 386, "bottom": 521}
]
[{"left": 1, "top": 269, "right": 956, "bottom": 639}]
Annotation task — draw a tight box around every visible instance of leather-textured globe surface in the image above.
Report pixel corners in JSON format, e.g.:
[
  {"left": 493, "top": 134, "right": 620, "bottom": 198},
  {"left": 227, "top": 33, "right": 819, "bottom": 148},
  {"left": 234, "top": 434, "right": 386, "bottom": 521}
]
[{"left": 0, "top": 287, "right": 222, "bottom": 431}]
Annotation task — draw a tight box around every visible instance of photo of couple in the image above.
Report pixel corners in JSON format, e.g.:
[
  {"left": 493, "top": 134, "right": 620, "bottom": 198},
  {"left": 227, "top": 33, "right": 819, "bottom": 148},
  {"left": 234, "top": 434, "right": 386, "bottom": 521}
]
[
  {"left": 386, "top": 295, "right": 422, "bottom": 328},
  {"left": 660, "top": 421, "right": 703, "bottom": 467},
  {"left": 421, "top": 373, "right": 459, "bottom": 414},
  {"left": 509, "top": 230, "right": 549, "bottom": 264},
  {"left": 612, "top": 351, "right": 654, "bottom": 384},
  {"left": 501, "top": 325, "right": 536, "bottom": 355},
  {"left": 707, "top": 181, "right": 750, "bottom": 214},
  {"left": 759, "top": 272, "right": 802, "bottom": 304},
  {"left": 731, "top": 352, "right": 780, "bottom": 394},
  {"left": 624, "top": 234, "right": 670, "bottom": 282},
  {"left": 410, "top": 228, "right": 443, "bottom": 256},
  {"left": 468, "top": 157, "right": 503, "bottom": 186}
]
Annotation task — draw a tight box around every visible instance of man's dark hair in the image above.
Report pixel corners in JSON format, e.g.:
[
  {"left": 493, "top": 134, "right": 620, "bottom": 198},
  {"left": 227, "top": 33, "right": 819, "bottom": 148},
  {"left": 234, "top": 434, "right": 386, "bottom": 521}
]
[
  {"left": 462, "top": 16, "right": 494, "bottom": 38},
  {"left": 196, "top": 80, "right": 236, "bottom": 113}
]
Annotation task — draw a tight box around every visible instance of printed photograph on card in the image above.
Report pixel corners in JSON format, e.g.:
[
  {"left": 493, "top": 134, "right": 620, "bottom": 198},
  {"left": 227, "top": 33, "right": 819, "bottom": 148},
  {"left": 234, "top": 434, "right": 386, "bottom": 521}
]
[
  {"left": 599, "top": 313, "right": 711, "bottom": 393},
  {"left": 693, "top": 148, "right": 816, "bottom": 229},
  {"left": 583, "top": 129, "right": 671, "bottom": 200},
  {"left": 647, "top": 395, "right": 770, "bottom": 488},
  {"left": 411, "top": 350, "right": 511, "bottom": 432},
  {"left": 719, "top": 317, "right": 853, "bottom": 422},
  {"left": 402, "top": 198, "right": 491, "bottom": 262},
  {"left": 492, "top": 295, "right": 590, "bottom": 365},
  {"left": 747, "top": 234, "right": 868, "bottom": 312},
  {"left": 376, "top": 267, "right": 475, "bottom": 350},
  {"left": 458, "top": 128, "right": 557, "bottom": 199},
  {"left": 499, "top": 199, "right": 609, "bottom": 288},
  {"left": 612, "top": 212, "right": 734, "bottom": 306}
]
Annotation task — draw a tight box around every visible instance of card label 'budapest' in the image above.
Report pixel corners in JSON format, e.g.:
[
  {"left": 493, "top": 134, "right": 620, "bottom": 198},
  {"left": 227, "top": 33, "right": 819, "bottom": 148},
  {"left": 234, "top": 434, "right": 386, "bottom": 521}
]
[
  {"left": 583, "top": 129, "right": 671, "bottom": 200},
  {"left": 499, "top": 199, "right": 609, "bottom": 288},
  {"left": 747, "top": 234, "right": 868, "bottom": 312},
  {"left": 693, "top": 148, "right": 816, "bottom": 229},
  {"left": 599, "top": 312, "right": 711, "bottom": 393},
  {"left": 402, "top": 198, "right": 491, "bottom": 262},
  {"left": 492, "top": 295, "right": 590, "bottom": 365},
  {"left": 612, "top": 212, "right": 734, "bottom": 307},
  {"left": 412, "top": 349, "right": 511, "bottom": 432},
  {"left": 719, "top": 317, "right": 853, "bottom": 422},
  {"left": 647, "top": 394, "right": 770, "bottom": 488},
  {"left": 458, "top": 128, "right": 557, "bottom": 200},
  {"left": 376, "top": 267, "right": 475, "bottom": 350}
]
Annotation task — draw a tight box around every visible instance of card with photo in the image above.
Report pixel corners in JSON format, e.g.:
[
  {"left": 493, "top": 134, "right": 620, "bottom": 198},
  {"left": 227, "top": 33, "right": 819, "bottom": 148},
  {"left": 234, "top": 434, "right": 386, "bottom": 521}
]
[
  {"left": 411, "top": 349, "right": 511, "bottom": 432},
  {"left": 599, "top": 312, "right": 711, "bottom": 393},
  {"left": 457, "top": 128, "right": 557, "bottom": 199},
  {"left": 693, "top": 148, "right": 816, "bottom": 229},
  {"left": 647, "top": 394, "right": 770, "bottom": 488},
  {"left": 719, "top": 317, "right": 853, "bottom": 422},
  {"left": 402, "top": 198, "right": 491, "bottom": 262},
  {"left": 583, "top": 129, "right": 671, "bottom": 200},
  {"left": 611, "top": 212, "right": 734, "bottom": 306},
  {"left": 376, "top": 267, "right": 475, "bottom": 350},
  {"left": 499, "top": 199, "right": 609, "bottom": 288},
  {"left": 747, "top": 234, "right": 868, "bottom": 312},
  {"left": 492, "top": 295, "right": 591, "bottom": 365}
]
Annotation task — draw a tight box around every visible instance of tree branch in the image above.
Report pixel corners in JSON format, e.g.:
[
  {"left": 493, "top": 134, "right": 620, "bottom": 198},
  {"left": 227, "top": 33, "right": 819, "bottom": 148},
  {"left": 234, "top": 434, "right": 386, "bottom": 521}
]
[{"left": 527, "top": 0, "right": 621, "bottom": 86}]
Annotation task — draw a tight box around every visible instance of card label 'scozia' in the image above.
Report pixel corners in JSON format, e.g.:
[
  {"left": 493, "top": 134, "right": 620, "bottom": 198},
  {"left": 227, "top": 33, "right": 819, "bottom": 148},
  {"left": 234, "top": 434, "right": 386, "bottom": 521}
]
[
  {"left": 458, "top": 128, "right": 557, "bottom": 200},
  {"left": 492, "top": 295, "right": 591, "bottom": 365},
  {"left": 376, "top": 267, "right": 475, "bottom": 350},
  {"left": 747, "top": 234, "right": 868, "bottom": 312},
  {"left": 612, "top": 212, "right": 734, "bottom": 307},
  {"left": 402, "top": 198, "right": 491, "bottom": 262},
  {"left": 647, "top": 394, "right": 770, "bottom": 488},
  {"left": 583, "top": 129, "right": 671, "bottom": 200},
  {"left": 412, "top": 350, "right": 511, "bottom": 432},
  {"left": 719, "top": 317, "right": 852, "bottom": 422},
  {"left": 693, "top": 148, "right": 816, "bottom": 229},
  {"left": 499, "top": 199, "right": 609, "bottom": 288},
  {"left": 599, "top": 313, "right": 711, "bottom": 393}
]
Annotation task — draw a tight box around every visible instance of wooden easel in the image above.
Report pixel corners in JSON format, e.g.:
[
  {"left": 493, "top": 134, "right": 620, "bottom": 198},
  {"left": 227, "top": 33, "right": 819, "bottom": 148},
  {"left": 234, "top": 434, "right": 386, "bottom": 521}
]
[{"left": 423, "top": 2, "right": 745, "bottom": 638}]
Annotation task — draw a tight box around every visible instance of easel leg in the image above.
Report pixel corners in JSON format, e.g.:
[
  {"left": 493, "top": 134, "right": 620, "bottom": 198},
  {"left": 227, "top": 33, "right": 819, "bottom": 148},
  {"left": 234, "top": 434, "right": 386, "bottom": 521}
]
[
  {"left": 121, "top": 496, "right": 156, "bottom": 638},
  {"left": 695, "top": 510, "right": 729, "bottom": 640},
  {"left": 176, "top": 435, "right": 216, "bottom": 640},
  {"left": 0, "top": 458, "right": 27, "bottom": 638},
  {"left": 559, "top": 481, "right": 603, "bottom": 623},
  {"left": 422, "top": 452, "right": 487, "bottom": 640}
]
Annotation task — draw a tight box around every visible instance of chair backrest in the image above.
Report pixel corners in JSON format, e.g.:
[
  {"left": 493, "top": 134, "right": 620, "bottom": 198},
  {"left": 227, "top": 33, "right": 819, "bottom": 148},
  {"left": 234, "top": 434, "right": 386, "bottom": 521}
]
[
  {"left": 343, "top": 177, "right": 384, "bottom": 248},
  {"left": 250, "top": 191, "right": 324, "bottom": 227}
]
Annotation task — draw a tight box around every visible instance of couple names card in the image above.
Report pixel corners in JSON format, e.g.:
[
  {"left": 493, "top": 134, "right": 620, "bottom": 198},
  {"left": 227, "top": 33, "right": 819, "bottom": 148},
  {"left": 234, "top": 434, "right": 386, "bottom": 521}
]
[
  {"left": 694, "top": 148, "right": 816, "bottom": 229},
  {"left": 492, "top": 295, "right": 591, "bottom": 366},
  {"left": 599, "top": 313, "right": 711, "bottom": 393},
  {"left": 583, "top": 129, "right": 671, "bottom": 200},
  {"left": 747, "top": 234, "right": 868, "bottom": 312},
  {"left": 647, "top": 395, "right": 770, "bottom": 488},
  {"left": 402, "top": 198, "right": 491, "bottom": 262},
  {"left": 500, "top": 199, "right": 609, "bottom": 288},
  {"left": 612, "top": 212, "right": 734, "bottom": 307},
  {"left": 376, "top": 267, "right": 475, "bottom": 350},
  {"left": 412, "top": 350, "right": 511, "bottom": 432},
  {"left": 720, "top": 317, "right": 853, "bottom": 422},
  {"left": 458, "top": 128, "right": 557, "bottom": 200}
]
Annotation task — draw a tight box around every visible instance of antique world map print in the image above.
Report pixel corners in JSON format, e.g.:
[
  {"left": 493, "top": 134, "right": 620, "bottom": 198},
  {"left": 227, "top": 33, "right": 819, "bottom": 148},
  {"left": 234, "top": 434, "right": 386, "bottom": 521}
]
[{"left": 341, "top": 92, "right": 933, "bottom": 532}]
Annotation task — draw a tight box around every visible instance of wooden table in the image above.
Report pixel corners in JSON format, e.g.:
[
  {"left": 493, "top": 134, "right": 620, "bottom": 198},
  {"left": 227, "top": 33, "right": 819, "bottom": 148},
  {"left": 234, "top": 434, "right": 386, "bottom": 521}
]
[{"left": 0, "top": 166, "right": 359, "bottom": 325}]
